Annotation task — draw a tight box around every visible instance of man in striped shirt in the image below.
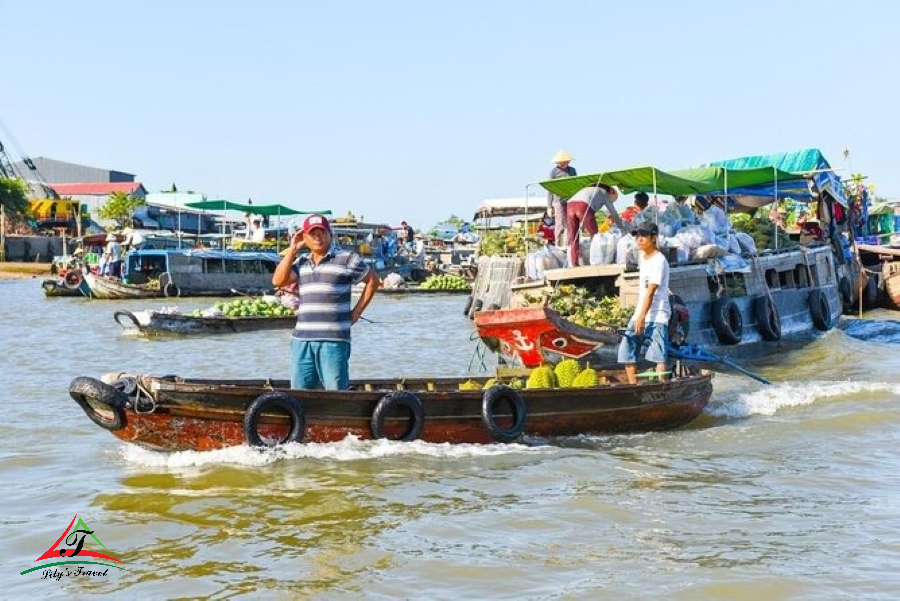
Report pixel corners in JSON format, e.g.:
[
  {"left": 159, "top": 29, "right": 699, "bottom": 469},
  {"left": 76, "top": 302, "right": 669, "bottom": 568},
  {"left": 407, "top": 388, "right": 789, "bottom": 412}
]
[{"left": 273, "top": 214, "right": 380, "bottom": 389}]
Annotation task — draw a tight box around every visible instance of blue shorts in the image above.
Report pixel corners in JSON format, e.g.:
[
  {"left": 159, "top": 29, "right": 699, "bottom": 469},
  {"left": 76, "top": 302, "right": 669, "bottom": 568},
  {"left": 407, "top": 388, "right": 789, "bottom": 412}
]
[
  {"left": 617, "top": 320, "right": 668, "bottom": 364},
  {"left": 290, "top": 339, "right": 351, "bottom": 390}
]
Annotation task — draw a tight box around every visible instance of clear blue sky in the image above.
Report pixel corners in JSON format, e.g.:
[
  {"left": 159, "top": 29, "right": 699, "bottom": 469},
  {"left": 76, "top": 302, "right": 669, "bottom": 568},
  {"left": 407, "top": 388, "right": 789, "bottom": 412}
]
[{"left": 2, "top": 0, "right": 897, "bottom": 230}]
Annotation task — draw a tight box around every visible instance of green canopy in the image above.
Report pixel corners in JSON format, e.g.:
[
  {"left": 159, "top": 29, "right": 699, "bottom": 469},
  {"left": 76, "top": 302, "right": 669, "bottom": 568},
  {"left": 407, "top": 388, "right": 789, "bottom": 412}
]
[
  {"left": 185, "top": 200, "right": 332, "bottom": 216},
  {"left": 540, "top": 165, "right": 802, "bottom": 199},
  {"left": 185, "top": 199, "right": 252, "bottom": 212}
]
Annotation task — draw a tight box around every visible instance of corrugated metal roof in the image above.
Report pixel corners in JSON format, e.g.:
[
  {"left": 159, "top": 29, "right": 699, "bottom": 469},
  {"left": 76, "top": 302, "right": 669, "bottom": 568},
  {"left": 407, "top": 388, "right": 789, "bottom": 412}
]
[{"left": 50, "top": 182, "right": 146, "bottom": 195}]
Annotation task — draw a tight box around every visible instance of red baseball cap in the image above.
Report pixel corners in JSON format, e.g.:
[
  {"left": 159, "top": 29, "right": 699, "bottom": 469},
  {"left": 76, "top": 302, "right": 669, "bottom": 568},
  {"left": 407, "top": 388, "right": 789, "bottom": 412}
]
[{"left": 302, "top": 214, "right": 331, "bottom": 234}]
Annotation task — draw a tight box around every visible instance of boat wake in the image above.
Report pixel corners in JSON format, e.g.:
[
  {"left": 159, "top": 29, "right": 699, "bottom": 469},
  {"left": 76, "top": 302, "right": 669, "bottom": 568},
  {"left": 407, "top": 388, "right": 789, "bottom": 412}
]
[
  {"left": 840, "top": 318, "right": 900, "bottom": 344},
  {"left": 705, "top": 379, "right": 900, "bottom": 419},
  {"left": 119, "top": 435, "right": 550, "bottom": 467}
]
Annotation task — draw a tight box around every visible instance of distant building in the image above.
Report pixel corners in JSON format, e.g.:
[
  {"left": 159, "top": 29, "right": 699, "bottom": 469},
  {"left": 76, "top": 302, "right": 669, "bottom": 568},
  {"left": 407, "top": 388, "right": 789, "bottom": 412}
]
[
  {"left": 12, "top": 156, "right": 135, "bottom": 184},
  {"left": 49, "top": 181, "right": 148, "bottom": 218}
]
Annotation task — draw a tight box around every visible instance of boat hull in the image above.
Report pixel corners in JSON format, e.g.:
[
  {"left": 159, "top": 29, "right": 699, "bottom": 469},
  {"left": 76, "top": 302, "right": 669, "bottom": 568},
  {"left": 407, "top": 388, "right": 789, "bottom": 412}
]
[
  {"left": 84, "top": 273, "right": 162, "bottom": 299},
  {"left": 69, "top": 371, "right": 713, "bottom": 451},
  {"left": 114, "top": 310, "right": 296, "bottom": 336}
]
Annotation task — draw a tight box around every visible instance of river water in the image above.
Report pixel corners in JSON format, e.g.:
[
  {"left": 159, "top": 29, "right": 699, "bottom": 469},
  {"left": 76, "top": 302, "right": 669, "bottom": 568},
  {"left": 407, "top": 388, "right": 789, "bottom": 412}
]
[{"left": 3, "top": 277, "right": 900, "bottom": 599}]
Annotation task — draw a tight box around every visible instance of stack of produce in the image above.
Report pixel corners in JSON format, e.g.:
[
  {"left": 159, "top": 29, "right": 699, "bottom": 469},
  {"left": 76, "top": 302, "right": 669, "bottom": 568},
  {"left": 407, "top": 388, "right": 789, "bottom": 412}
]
[
  {"left": 548, "top": 284, "right": 634, "bottom": 329},
  {"left": 477, "top": 229, "right": 541, "bottom": 256},
  {"left": 188, "top": 298, "right": 296, "bottom": 318},
  {"left": 419, "top": 274, "right": 471, "bottom": 290},
  {"left": 730, "top": 213, "right": 795, "bottom": 251},
  {"left": 457, "top": 360, "right": 600, "bottom": 390}
]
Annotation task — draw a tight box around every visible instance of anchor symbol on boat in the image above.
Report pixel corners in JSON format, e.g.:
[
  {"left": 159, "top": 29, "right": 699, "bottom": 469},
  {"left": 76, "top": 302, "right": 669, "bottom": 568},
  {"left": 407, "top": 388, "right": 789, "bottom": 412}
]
[{"left": 511, "top": 329, "right": 534, "bottom": 351}]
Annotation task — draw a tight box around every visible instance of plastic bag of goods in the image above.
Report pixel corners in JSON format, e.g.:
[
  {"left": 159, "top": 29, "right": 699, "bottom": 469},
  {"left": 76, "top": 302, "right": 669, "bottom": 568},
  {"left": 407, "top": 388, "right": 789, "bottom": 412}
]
[
  {"left": 590, "top": 232, "right": 619, "bottom": 265},
  {"left": 616, "top": 235, "right": 638, "bottom": 265},
  {"left": 382, "top": 272, "right": 406, "bottom": 290}
]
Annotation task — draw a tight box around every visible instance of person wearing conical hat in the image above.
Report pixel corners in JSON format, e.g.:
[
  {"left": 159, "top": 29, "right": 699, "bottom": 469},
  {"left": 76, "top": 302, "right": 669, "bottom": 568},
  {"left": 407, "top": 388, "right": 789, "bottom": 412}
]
[{"left": 548, "top": 150, "right": 577, "bottom": 247}]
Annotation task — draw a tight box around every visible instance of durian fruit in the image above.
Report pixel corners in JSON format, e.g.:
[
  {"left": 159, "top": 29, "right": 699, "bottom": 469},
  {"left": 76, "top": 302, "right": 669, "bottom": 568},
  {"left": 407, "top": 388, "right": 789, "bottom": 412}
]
[
  {"left": 458, "top": 379, "right": 482, "bottom": 390},
  {"left": 554, "top": 359, "right": 581, "bottom": 388},
  {"left": 572, "top": 368, "right": 599, "bottom": 388},
  {"left": 482, "top": 377, "right": 498, "bottom": 389},
  {"left": 526, "top": 365, "right": 558, "bottom": 389}
]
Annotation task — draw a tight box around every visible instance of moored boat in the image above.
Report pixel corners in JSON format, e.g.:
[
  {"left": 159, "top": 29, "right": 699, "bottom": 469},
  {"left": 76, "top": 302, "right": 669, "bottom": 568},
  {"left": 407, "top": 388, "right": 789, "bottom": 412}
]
[
  {"left": 114, "top": 309, "right": 297, "bottom": 336},
  {"left": 470, "top": 149, "right": 853, "bottom": 367},
  {"left": 67, "top": 368, "right": 714, "bottom": 452},
  {"left": 84, "top": 248, "right": 281, "bottom": 299}
]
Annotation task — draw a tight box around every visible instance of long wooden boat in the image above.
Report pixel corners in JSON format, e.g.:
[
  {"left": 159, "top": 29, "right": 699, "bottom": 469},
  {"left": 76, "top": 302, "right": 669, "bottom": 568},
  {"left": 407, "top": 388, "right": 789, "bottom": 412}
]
[
  {"left": 67, "top": 368, "right": 714, "bottom": 451},
  {"left": 84, "top": 272, "right": 162, "bottom": 299},
  {"left": 114, "top": 309, "right": 296, "bottom": 336}
]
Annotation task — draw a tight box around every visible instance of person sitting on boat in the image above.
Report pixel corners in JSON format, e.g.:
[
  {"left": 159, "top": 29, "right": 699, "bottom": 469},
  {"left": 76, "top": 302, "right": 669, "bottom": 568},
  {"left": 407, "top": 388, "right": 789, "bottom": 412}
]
[
  {"left": 565, "top": 182, "right": 627, "bottom": 267},
  {"left": 250, "top": 219, "right": 266, "bottom": 243},
  {"left": 618, "top": 222, "right": 671, "bottom": 384},
  {"left": 799, "top": 217, "right": 825, "bottom": 245},
  {"left": 538, "top": 212, "right": 556, "bottom": 245},
  {"left": 622, "top": 192, "right": 650, "bottom": 224},
  {"left": 102, "top": 233, "right": 123, "bottom": 278},
  {"left": 272, "top": 214, "right": 380, "bottom": 390}
]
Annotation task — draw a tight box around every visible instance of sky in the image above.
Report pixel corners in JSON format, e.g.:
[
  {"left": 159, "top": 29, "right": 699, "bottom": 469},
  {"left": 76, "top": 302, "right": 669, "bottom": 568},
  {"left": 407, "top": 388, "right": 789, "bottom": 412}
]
[{"left": 1, "top": 0, "right": 898, "bottom": 230}]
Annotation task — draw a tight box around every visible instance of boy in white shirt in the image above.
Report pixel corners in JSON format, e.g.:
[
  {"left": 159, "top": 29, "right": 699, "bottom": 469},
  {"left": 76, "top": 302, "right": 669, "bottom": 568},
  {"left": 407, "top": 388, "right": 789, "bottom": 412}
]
[{"left": 617, "top": 222, "right": 671, "bottom": 384}]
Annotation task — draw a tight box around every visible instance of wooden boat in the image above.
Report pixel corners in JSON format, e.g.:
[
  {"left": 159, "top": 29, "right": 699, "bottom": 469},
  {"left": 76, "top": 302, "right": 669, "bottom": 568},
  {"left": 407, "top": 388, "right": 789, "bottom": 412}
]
[
  {"left": 475, "top": 306, "right": 620, "bottom": 367},
  {"left": 855, "top": 243, "right": 900, "bottom": 310},
  {"left": 66, "top": 368, "right": 714, "bottom": 451},
  {"left": 84, "top": 248, "right": 281, "bottom": 299},
  {"left": 84, "top": 272, "right": 161, "bottom": 299},
  {"left": 41, "top": 277, "right": 86, "bottom": 297},
  {"left": 114, "top": 309, "right": 296, "bottom": 336}
]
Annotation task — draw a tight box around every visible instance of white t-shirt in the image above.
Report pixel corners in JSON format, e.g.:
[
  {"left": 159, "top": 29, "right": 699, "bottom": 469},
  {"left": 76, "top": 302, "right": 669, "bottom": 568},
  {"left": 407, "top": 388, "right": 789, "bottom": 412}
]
[{"left": 637, "top": 250, "right": 671, "bottom": 323}]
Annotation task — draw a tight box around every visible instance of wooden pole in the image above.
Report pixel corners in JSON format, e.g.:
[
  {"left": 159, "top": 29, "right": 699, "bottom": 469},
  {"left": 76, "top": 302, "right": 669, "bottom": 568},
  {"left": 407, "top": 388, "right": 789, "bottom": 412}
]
[{"left": 1, "top": 203, "right": 6, "bottom": 262}]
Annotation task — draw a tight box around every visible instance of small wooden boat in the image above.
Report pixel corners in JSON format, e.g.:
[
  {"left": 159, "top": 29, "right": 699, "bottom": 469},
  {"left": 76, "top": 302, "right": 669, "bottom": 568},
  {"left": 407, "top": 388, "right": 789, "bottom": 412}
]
[
  {"left": 41, "top": 277, "right": 85, "bottom": 297},
  {"left": 67, "top": 368, "right": 714, "bottom": 452},
  {"left": 84, "top": 272, "right": 162, "bottom": 299},
  {"left": 114, "top": 309, "right": 296, "bottom": 336}
]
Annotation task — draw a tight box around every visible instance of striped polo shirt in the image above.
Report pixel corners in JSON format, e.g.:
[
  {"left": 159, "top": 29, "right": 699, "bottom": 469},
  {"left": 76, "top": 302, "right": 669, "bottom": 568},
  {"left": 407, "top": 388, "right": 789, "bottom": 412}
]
[{"left": 291, "top": 249, "right": 371, "bottom": 342}]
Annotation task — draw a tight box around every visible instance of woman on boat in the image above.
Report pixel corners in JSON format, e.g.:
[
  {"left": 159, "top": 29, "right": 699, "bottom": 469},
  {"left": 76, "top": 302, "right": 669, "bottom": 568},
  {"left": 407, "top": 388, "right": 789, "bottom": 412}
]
[{"left": 272, "top": 214, "right": 380, "bottom": 390}]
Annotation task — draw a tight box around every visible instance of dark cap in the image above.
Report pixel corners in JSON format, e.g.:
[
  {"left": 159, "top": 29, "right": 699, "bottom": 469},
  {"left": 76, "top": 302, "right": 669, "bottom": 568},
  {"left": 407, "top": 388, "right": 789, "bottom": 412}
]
[{"left": 633, "top": 222, "right": 659, "bottom": 237}]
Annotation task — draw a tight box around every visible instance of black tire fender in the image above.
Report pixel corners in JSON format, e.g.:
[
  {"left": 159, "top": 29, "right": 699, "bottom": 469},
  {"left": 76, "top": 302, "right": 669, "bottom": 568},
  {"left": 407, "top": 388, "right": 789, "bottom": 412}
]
[
  {"left": 68, "top": 376, "right": 128, "bottom": 431},
  {"left": 831, "top": 233, "right": 847, "bottom": 265},
  {"left": 64, "top": 270, "right": 83, "bottom": 289},
  {"left": 711, "top": 297, "right": 743, "bottom": 345},
  {"left": 481, "top": 384, "right": 527, "bottom": 443},
  {"left": 42, "top": 279, "right": 57, "bottom": 293},
  {"left": 838, "top": 276, "right": 856, "bottom": 307},
  {"left": 864, "top": 273, "right": 879, "bottom": 307},
  {"left": 809, "top": 288, "right": 832, "bottom": 331},
  {"left": 371, "top": 391, "right": 425, "bottom": 441},
  {"left": 463, "top": 294, "right": 474, "bottom": 316},
  {"left": 753, "top": 295, "right": 782, "bottom": 342},
  {"left": 243, "top": 391, "right": 306, "bottom": 447},
  {"left": 163, "top": 282, "right": 181, "bottom": 298},
  {"left": 114, "top": 310, "right": 141, "bottom": 330}
]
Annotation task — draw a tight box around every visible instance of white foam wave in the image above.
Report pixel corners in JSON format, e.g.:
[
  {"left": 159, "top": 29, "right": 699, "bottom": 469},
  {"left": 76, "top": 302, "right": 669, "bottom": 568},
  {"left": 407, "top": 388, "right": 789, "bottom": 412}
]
[
  {"left": 706, "top": 380, "right": 900, "bottom": 419},
  {"left": 119, "top": 435, "right": 548, "bottom": 468}
]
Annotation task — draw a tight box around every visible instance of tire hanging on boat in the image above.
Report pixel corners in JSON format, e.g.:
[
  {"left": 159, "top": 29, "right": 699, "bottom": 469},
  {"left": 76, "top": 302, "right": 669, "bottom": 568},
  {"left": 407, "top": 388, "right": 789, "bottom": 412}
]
[
  {"left": 809, "top": 288, "right": 832, "bottom": 331},
  {"left": 243, "top": 391, "right": 306, "bottom": 447},
  {"left": 64, "top": 270, "right": 83, "bottom": 289},
  {"left": 68, "top": 376, "right": 128, "bottom": 431},
  {"left": 42, "top": 279, "right": 57, "bottom": 293},
  {"left": 462, "top": 294, "right": 474, "bottom": 316},
  {"left": 864, "top": 272, "right": 880, "bottom": 307},
  {"left": 370, "top": 391, "right": 425, "bottom": 441},
  {"left": 114, "top": 310, "right": 141, "bottom": 330},
  {"left": 753, "top": 295, "right": 782, "bottom": 342},
  {"left": 163, "top": 282, "right": 181, "bottom": 297},
  {"left": 481, "top": 384, "right": 527, "bottom": 443},
  {"left": 711, "top": 297, "right": 743, "bottom": 345},
  {"left": 838, "top": 276, "right": 856, "bottom": 308}
]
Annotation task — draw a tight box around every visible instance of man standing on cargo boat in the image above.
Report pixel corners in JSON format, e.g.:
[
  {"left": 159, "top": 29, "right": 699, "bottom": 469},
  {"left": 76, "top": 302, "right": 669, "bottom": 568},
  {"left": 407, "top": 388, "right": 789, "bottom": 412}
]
[
  {"left": 273, "top": 214, "right": 379, "bottom": 390},
  {"left": 548, "top": 150, "right": 577, "bottom": 247},
  {"left": 617, "top": 222, "right": 671, "bottom": 384}
]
